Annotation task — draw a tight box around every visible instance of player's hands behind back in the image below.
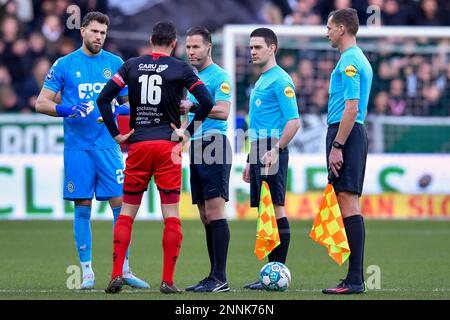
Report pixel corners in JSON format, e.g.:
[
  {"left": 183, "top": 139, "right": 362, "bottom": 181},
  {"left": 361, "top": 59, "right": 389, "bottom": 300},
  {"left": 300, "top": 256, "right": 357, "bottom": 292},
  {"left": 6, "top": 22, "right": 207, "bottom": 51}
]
[
  {"left": 180, "top": 99, "right": 194, "bottom": 115},
  {"left": 170, "top": 122, "right": 190, "bottom": 145},
  {"left": 114, "top": 129, "right": 135, "bottom": 144}
]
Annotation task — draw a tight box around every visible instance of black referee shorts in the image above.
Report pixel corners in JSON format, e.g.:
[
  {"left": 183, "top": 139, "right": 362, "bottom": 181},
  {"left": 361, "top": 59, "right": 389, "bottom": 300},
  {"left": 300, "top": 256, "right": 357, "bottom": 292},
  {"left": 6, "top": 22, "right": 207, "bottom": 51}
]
[
  {"left": 249, "top": 138, "right": 289, "bottom": 208},
  {"left": 189, "top": 134, "right": 232, "bottom": 204},
  {"left": 326, "top": 123, "right": 368, "bottom": 196}
]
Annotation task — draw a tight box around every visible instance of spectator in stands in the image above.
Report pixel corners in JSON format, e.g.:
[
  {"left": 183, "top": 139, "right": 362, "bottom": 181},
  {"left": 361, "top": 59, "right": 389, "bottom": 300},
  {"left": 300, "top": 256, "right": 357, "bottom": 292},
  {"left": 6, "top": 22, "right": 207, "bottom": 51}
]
[
  {"left": 21, "top": 57, "right": 52, "bottom": 112},
  {"left": 261, "top": 1, "right": 284, "bottom": 24},
  {"left": 297, "top": 59, "right": 315, "bottom": 109},
  {"left": 374, "top": 91, "right": 389, "bottom": 115},
  {"left": 376, "top": 60, "right": 393, "bottom": 92},
  {"left": 5, "top": 38, "right": 31, "bottom": 84},
  {"left": 381, "top": 0, "right": 410, "bottom": 25},
  {"left": 28, "top": 31, "right": 47, "bottom": 60},
  {"left": 280, "top": 52, "right": 297, "bottom": 73},
  {"left": 0, "top": 85, "right": 23, "bottom": 113},
  {"left": 309, "top": 87, "right": 328, "bottom": 114},
  {"left": 0, "top": 15, "right": 22, "bottom": 44},
  {"left": 285, "top": 0, "right": 322, "bottom": 25},
  {"left": 41, "top": 14, "right": 64, "bottom": 47},
  {"left": 423, "top": 84, "right": 448, "bottom": 116},
  {"left": 388, "top": 78, "right": 407, "bottom": 115},
  {"left": 0, "top": 65, "right": 12, "bottom": 85},
  {"left": 417, "top": 62, "right": 434, "bottom": 91},
  {"left": 54, "top": 36, "right": 76, "bottom": 58},
  {"left": 414, "top": 0, "right": 448, "bottom": 26}
]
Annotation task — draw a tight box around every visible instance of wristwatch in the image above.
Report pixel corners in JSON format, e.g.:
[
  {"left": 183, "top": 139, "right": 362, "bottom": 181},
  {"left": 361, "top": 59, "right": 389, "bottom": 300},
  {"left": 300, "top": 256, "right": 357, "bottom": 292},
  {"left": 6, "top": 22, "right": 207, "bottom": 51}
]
[
  {"left": 332, "top": 141, "right": 344, "bottom": 149},
  {"left": 190, "top": 102, "right": 200, "bottom": 113}
]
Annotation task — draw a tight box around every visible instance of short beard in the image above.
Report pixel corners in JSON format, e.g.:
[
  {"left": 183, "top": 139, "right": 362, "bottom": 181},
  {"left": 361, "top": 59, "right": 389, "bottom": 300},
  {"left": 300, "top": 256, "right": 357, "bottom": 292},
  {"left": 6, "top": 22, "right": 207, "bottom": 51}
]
[
  {"left": 191, "top": 58, "right": 206, "bottom": 70},
  {"left": 85, "top": 41, "right": 101, "bottom": 54}
]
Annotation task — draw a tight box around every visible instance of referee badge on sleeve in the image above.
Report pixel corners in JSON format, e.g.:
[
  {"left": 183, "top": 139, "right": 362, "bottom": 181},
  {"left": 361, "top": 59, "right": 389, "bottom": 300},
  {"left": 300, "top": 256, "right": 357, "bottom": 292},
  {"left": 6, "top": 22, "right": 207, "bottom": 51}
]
[
  {"left": 344, "top": 65, "right": 357, "bottom": 77},
  {"left": 284, "top": 86, "right": 295, "bottom": 98},
  {"left": 220, "top": 82, "right": 231, "bottom": 94}
]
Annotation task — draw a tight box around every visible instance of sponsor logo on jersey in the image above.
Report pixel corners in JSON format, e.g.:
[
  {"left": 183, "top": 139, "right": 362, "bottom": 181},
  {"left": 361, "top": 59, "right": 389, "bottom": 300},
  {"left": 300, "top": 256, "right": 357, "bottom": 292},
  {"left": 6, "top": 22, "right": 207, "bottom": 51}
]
[
  {"left": 156, "top": 64, "right": 168, "bottom": 73},
  {"left": 46, "top": 69, "right": 54, "bottom": 80},
  {"left": 284, "top": 86, "right": 295, "bottom": 98},
  {"left": 344, "top": 65, "right": 357, "bottom": 77},
  {"left": 220, "top": 82, "right": 231, "bottom": 94},
  {"left": 138, "top": 63, "right": 157, "bottom": 71},
  {"left": 103, "top": 68, "right": 112, "bottom": 79},
  {"left": 78, "top": 82, "right": 106, "bottom": 99}
]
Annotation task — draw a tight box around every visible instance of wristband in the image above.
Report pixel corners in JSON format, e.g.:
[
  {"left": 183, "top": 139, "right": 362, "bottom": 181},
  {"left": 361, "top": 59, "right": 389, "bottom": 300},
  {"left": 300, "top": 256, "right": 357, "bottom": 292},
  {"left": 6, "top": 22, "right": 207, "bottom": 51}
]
[{"left": 55, "top": 104, "right": 70, "bottom": 117}]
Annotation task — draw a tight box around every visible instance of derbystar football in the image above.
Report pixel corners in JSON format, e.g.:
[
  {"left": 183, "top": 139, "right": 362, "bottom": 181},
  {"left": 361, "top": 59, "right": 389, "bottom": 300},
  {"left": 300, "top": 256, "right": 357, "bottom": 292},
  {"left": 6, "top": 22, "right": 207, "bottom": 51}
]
[{"left": 259, "top": 262, "right": 291, "bottom": 291}]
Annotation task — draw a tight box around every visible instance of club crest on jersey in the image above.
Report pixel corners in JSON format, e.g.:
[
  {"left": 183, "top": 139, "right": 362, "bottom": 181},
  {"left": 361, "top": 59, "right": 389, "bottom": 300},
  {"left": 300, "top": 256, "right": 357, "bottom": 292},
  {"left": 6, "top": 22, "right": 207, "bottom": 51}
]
[
  {"left": 284, "top": 86, "right": 295, "bottom": 98},
  {"left": 67, "top": 181, "right": 75, "bottom": 193},
  {"left": 156, "top": 65, "right": 168, "bottom": 73},
  {"left": 344, "top": 65, "right": 357, "bottom": 77},
  {"left": 255, "top": 98, "right": 262, "bottom": 107},
  {"left": 103, "top": 68, "right": 112, "bottom": 79},
  {"left": 220, "top": 82, "right": 231, "bottom": 94}
]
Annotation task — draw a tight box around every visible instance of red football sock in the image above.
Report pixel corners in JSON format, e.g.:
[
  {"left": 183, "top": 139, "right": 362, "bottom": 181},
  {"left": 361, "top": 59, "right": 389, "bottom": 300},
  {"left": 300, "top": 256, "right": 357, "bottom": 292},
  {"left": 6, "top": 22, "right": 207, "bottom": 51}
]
[
  {"left": 111, "top": 215, "right": 134, "bottom": 279},
  {"left": 162, "top": 217, "right": 183, "bottom": 285}
]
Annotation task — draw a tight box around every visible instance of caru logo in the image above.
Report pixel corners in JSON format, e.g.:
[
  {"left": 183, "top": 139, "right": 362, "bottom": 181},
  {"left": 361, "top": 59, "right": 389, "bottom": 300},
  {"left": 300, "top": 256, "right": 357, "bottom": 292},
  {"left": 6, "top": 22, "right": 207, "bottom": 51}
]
[{"left": 78, "top": 83, "right": 106, "bottom": 99}]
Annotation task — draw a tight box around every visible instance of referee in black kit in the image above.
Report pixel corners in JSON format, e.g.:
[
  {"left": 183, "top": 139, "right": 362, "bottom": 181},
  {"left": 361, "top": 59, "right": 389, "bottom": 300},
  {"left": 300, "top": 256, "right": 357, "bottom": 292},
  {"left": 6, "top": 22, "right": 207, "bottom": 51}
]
[{"left": 322, "top": 8, "right": 373, "bottom": 294}]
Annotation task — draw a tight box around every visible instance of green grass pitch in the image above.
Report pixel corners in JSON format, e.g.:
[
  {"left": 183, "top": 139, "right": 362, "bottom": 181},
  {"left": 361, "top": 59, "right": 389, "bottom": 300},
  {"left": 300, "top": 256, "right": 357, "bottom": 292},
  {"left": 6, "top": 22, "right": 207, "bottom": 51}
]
[{"left": 0, "top": 220, "right": 449, "bottom": 300}]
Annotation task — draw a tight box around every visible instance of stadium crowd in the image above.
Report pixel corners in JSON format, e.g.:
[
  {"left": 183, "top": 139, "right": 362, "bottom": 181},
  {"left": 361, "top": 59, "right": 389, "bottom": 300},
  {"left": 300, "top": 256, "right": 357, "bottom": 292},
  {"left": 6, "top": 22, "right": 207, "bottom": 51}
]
[{"left": 0, "top": 0, "right": 449, "bottom": 117}]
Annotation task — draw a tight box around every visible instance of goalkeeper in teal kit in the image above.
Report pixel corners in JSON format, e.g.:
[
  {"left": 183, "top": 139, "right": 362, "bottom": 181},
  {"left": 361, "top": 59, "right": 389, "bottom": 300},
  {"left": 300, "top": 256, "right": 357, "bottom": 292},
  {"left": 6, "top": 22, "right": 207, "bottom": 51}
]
[{"left": 35, "top": 12, "right": 148, "bottom": 290}]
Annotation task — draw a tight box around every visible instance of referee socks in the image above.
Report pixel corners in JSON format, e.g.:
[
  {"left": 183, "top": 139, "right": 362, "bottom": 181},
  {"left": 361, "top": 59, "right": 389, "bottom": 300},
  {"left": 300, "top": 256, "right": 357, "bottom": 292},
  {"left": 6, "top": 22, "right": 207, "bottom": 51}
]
[
  {"left": 204, "top": 224, "right": 215, "bottom": 277},
  {"left": 268, "top": 217, "right": 291, "bottom": 264},
  {"left": 343, "top": 215, "right": 366, "bottom": 285},
  {"left": 210, "top": 219, "right": 230, "bottom": 283}
]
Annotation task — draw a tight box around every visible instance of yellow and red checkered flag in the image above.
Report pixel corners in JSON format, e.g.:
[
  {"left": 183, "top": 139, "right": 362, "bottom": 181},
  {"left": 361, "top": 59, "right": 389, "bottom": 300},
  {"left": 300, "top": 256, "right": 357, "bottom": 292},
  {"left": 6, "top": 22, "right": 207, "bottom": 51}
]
[
  {"left": 254, "top": 181, "right": 280, "bottom": 260},
  {"left": 309, "top": 183, "right": 350, "bottom": 266}
]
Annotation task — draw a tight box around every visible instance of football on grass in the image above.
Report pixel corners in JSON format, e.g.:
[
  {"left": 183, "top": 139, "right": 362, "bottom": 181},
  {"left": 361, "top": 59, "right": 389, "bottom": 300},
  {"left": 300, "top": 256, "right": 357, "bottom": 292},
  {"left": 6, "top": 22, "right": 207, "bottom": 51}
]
[{"left": 259, "top": 262, "right": 291, "bottom": 291}]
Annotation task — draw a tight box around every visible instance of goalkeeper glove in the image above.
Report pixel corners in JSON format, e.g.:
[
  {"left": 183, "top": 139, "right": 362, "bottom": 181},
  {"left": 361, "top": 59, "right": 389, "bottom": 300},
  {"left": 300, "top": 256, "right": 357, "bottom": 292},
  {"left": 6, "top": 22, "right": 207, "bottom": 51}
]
[{"left": 56, "top": 103, "right": 93, "bottom": 118}]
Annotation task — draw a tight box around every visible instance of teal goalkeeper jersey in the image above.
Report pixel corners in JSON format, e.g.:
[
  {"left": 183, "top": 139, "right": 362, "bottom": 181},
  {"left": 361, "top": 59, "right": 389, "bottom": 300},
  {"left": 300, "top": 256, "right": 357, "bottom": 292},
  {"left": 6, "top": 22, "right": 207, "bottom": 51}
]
[
  {"left": 187, "top": 63, "right": 231, "bottom": 140},
  {"left": 249, "top": 65, "right": 299, "bottom": 142},
  {"left": 44, "top": 48, "right": 128, "bottom": 150},
  {"left": 327, "top": 45, "right": 373, "bottom": 125}
]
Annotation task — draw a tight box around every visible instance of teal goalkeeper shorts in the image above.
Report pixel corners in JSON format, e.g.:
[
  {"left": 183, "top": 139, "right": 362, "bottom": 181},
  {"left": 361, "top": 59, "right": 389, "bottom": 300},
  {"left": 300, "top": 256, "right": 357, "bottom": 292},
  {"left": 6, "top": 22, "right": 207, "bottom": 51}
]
[{"left": 63, "top": 147, "right": 124, "bottom": 201}]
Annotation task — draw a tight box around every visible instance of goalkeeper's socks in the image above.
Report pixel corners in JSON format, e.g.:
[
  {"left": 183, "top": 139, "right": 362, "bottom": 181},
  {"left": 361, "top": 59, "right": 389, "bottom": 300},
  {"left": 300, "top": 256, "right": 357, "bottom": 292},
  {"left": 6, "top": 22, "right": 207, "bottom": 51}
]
[
  {"left": 112, "top": 206, "right": 131, "bottom": 272},
  {"left": 74, "top": 206, "right": 92, "bottom": 264},
  {"left": 111, "top": 215, "right": 134, "bottom": 279},
  {"left": 343, "top": 215, "right": 365, "bottom": 285},
  {"left": 112, "top": 206, "right": 121, "bottom": 225},
  {"left": 81, "top": 261, "right": 94, "bottom": 277},
  {"left": 162, "top": 217, "right": 183, "bottom": 286},
  {"left": 268, "top": 217, "right": 291, "bottom": 264},
  {"left": 204, "top": 223, "right": 215, "bottom": 276},
  {"left": 210, "top": 219, "right": 230, "bottom": 283}
]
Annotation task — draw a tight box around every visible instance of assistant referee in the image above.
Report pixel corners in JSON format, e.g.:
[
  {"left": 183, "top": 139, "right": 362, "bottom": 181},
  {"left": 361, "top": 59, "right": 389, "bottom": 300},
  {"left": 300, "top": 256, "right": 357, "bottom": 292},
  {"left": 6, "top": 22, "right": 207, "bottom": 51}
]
[
  {"left": 322, "top": 8, "right": 373, "bottom": 295},
  {"left": 242, "top": 27, "right": 301, "bottom": 290}
]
